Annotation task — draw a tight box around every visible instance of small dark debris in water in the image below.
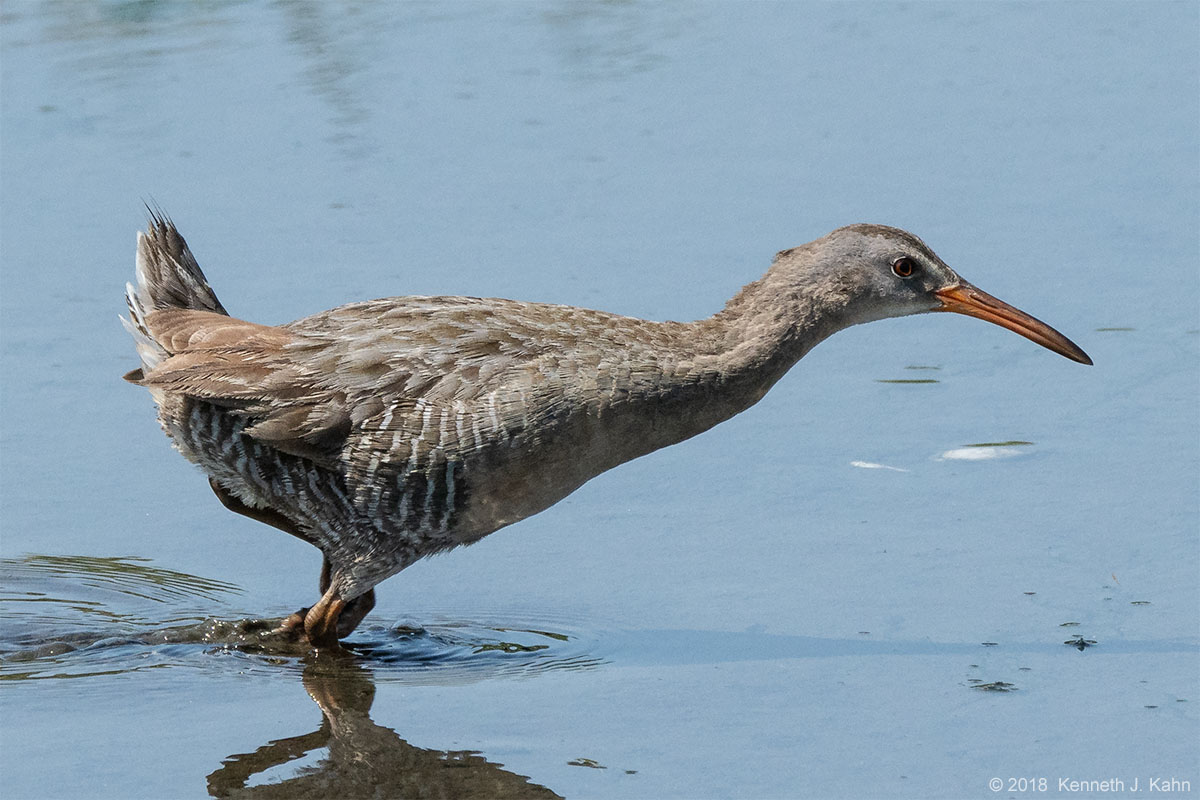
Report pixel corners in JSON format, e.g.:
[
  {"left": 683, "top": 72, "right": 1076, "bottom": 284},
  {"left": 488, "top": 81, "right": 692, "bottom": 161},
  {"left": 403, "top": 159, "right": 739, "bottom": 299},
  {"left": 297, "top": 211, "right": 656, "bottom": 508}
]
[
  {"left": 475, "top": 642, "right": 549, "bottom": 654},
  {"left": 625, "top": 770, "right": 637, "bottom": 775},
  {"left": 1177, "top": 699, "right": 1188, "bottom": 702},
  {"left": 1023, "top": 591, "right": 1036, "bottom": 595},
  {"left": 1019, "top": 667, "right": 1032, "bottom": 672},
  {"left": 1145, "top": 705, "right": 1158, "bottom": 709},
  {"left": 491, "top": 627, "right": 570, "bottom": 642},
  {"left": 905, "top": 365, "right": 941, "bottom": 370},
  {"left": 981, "top": 642, "right": 999, "bottom": 647},
  {"left": 973, "top": 681, "right": 1018, "bottom": 692},
  {"left": 969, "top": 664, "right": 978, "bottom": 669},
  {"left": 967, "top": 678, "right": 982, "bottom": 683},
  {"left": 568, "top": 758, "right": 606, "bottom": 769},
  {"left": 1059, "top": 622, "right": 1080, "bottom": 627},
  {"left": 964, "top": 440, "right": 1033, "bottom": 448},
  {"left": 876, "top": 378, "right": 939, "bottom": 384},
  {"left": 1094, "top": 327, "right": 1135, "bottom": 332},
  {"left": 1130, "top": 600, "right": 1151, "bottom": 605},
  {"left": 1065, "top": 636, "right": 1097, "bottom": 651},
  {"left": 857, "top": 631, "right": 870, "bottom": 636}
]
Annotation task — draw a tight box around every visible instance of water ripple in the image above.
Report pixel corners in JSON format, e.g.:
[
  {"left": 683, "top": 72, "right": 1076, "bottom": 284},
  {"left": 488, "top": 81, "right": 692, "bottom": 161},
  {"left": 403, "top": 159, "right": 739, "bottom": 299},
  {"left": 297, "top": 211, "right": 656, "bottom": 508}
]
[{"left": 0, "top": 555, "right": 605, "bottom": 683}]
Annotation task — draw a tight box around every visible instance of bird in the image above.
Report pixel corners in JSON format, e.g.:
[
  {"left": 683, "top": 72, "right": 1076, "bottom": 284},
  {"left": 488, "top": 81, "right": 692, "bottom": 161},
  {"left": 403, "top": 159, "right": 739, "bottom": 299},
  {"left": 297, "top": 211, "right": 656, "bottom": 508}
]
[{"left": 123, "top": 213, "right": 1091, "bottom": 648}]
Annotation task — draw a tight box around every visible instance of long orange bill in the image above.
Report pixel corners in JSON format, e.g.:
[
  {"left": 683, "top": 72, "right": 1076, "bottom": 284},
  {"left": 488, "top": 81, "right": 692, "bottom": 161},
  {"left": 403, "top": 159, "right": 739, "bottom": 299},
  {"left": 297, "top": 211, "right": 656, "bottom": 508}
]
[{"left": 934, "top": 283, "right": 1093, "bottom": 365}]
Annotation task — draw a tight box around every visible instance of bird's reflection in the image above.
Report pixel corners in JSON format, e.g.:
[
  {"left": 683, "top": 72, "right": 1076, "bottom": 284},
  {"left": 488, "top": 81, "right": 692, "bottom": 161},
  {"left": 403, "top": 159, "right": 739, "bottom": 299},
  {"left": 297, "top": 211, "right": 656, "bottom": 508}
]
[{"left": 206, "top": 654, "right": 562, "bottom": 799}]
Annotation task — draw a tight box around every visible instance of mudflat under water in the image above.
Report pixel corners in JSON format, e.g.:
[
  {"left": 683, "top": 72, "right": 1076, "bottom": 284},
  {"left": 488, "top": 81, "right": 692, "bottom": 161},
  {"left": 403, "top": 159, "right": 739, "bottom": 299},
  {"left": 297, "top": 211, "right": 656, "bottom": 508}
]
[{"left": 2, "top": 3, "right": 1197, "bottom": 798}]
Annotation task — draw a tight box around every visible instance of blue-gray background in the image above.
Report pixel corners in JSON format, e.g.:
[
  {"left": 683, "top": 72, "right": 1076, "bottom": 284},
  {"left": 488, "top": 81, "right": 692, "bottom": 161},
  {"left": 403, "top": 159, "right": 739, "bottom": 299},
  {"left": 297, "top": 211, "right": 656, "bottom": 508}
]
[{"left": 1, "top": 2, "right": 1197, "bottom": 798}]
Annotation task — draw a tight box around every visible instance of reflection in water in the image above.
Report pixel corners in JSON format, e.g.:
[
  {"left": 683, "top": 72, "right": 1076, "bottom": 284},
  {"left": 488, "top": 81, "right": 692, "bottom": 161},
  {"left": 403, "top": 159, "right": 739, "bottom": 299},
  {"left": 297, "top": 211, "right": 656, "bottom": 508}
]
[
  {"left": 20, "top": 1, "right": 381, "bottom": 159},
  {"left": 206, "top": 657, "right": 562, "bottom": 799},
  {"left": 541, "top": 1, "right": 688, "bottom": 81},
  {"left": 16, "top": 0, "right": 689, "bottom": 165},
  {"left": 0, "top": 554, "right": 603, "bottom": 683},
  {"left": 0, "top": 554, "right": 285, "bottom": 680},
  {"left": 3, "top": 553, "right": 239, "bottom": 604},
  {"left": 1, "top": 555, "right": 584, "bottom": 796},
  {"left": 0, "top": 554, "right": 241, "bottom": 649},
  {"left": 275, "top": 1, "right": 381, "bottom": 160}
]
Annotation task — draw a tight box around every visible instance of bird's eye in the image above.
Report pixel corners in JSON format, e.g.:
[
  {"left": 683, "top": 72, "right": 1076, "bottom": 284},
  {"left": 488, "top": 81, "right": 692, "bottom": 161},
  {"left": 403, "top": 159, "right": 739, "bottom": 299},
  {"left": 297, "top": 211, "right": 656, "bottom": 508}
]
[{"left": 891, "top": 256, "right": 917, "bottom": 278}]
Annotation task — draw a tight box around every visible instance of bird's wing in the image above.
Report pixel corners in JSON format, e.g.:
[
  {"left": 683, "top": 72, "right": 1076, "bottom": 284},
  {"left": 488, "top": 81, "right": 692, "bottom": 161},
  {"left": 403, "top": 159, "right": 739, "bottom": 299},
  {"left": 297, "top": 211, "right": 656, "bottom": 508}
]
[
  {"left": 131, "top": 307, "right": 354, "bottom": 469},
  {"left": 282, "top": 297, "right": 592, "bottom": 510},
  {"left": 131, "top": 297, "right": 604, "bottom": 480}
]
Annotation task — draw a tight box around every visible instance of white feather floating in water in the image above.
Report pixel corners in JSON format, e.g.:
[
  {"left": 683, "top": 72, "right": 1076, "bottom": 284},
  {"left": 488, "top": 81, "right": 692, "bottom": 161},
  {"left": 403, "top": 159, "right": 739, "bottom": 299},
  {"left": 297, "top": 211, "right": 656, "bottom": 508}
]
[{"left": 849, "top": 461, "right": 909, "bottom": 472}]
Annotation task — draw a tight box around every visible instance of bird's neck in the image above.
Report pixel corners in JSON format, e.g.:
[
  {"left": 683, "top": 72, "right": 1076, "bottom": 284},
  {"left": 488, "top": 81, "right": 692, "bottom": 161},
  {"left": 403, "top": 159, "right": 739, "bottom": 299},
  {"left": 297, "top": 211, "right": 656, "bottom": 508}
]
[
  {"left": 701, "top": 268, "right": 857, "bottom": 401},
  {"left": 610, "top": 269, "right": 857, "bottom": 459}
]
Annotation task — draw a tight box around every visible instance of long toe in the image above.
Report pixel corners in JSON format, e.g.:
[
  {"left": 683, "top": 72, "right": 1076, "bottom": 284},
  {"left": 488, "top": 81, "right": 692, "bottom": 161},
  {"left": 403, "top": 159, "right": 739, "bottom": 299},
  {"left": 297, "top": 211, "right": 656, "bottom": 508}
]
[
  {"left": 273, "top": 607, "right": 310, "bottom": 638},
  {"left": 304, "top": 590, "right": 348, "bottom": 649}
]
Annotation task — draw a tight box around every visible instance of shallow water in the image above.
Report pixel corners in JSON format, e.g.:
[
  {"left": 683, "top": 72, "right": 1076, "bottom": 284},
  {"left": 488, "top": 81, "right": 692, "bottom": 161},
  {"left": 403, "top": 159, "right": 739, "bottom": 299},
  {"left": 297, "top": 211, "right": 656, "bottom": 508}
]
[
  {"left": 0, "top": 555, "right": 604, "bottom": 686},
  {"left": 2, "top": 2, "right": 1197, "bottom": 798}
]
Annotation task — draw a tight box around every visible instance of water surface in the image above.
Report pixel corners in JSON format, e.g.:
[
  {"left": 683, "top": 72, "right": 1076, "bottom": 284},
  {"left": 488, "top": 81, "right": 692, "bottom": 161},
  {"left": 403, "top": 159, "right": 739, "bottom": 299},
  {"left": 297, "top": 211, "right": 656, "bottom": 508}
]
[{"left": 2, "top": 2, "right": 1197, "bottom": 798}]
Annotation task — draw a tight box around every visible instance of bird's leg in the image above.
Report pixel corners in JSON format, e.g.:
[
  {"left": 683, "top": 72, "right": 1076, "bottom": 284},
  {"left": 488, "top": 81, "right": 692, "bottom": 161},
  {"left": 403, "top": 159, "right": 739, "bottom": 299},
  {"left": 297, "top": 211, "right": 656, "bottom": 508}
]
[
  {"left": 317, "top": 555, "right": 376, "bottom": 639},
  {"left": 208, "top": 479, "right": 309, "bottom": 541},
  {"left": 336, "top": 589, "right": 375, "bottom": 639},
  {"left": 304, "top": 586, "right": 348, "bottom": 650},
  {"left": 209, "top": 480, "right": 334, "bottom": 637},
  {"left": 319, "top": 555, "right": 331, "bottom": 593},
  {"left": 275, "top": 555, "right": 332, "bottom": 636},
  {"left": 208, "top": 480, "right": 375, "bottom": 643}
]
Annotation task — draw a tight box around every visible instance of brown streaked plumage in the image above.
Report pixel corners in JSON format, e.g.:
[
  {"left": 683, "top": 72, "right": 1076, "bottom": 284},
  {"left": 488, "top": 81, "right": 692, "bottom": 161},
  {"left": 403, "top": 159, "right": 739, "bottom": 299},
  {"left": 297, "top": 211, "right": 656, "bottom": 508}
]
[{"left": 123, "top": 213, "right": 1091, "bottom": 648}]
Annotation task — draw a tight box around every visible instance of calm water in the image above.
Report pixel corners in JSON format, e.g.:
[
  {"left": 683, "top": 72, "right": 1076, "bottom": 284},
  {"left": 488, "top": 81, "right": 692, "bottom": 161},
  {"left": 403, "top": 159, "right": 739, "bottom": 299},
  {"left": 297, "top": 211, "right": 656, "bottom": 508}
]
[{"left": 2, "top": 2, "right": 1197, "bottom": 798}]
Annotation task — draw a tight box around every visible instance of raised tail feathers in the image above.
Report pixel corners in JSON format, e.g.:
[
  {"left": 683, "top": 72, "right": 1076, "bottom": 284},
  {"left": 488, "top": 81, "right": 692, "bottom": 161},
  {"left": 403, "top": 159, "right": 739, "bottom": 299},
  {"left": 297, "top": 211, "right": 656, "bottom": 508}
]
[{"left": 122, "top": 211, "right": 227, "bottom": 377}]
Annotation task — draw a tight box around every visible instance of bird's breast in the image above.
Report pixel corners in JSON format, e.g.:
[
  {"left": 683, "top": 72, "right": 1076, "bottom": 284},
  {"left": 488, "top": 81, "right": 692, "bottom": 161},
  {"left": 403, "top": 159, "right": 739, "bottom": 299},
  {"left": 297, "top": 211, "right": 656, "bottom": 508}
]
[{"left": 434, "top": 375, "right": 750, "bottom": 542}]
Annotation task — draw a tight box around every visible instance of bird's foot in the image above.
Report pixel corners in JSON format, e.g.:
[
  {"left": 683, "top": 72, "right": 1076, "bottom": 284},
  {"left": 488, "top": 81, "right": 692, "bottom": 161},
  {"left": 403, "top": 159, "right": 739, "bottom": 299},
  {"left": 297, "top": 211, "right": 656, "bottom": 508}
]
[
  {"left": 303, "top": 591, "right": 348, "bottom": 650},
  {"left": 270, "top": 588, "right": 373, "bottom": 648},
  {"left": 273, "top": 607, "right": 311, "bottom": 639}
]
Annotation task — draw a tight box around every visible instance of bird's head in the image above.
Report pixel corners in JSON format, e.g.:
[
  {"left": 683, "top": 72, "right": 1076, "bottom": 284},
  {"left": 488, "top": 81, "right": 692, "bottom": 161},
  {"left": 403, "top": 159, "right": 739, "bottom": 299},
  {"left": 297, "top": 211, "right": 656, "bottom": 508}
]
[{"left": 772, "top": 224, "right": 1092, "bottom": 365}]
